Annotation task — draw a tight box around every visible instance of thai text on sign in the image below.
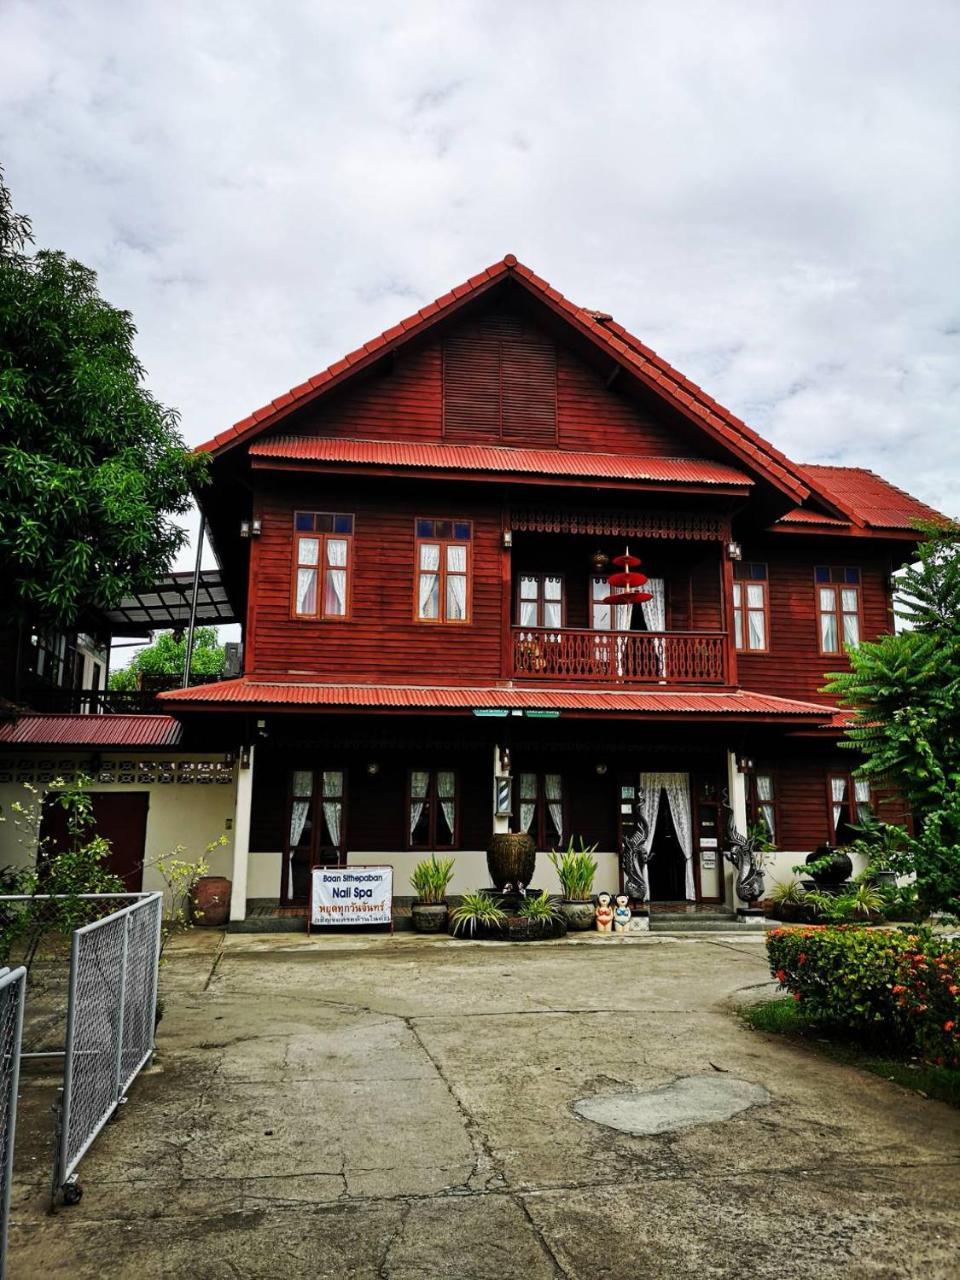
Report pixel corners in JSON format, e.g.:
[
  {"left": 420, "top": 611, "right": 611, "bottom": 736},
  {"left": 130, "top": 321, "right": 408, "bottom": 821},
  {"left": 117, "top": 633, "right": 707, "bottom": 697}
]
[{"left": 310, "top": 866, "right": 393, "bottom": 926}]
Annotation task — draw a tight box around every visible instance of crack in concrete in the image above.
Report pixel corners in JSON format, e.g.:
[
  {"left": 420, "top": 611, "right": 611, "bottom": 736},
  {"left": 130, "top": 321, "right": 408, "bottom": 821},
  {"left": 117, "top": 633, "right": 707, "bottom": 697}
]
[
  {"left": 516, "top": 1193, "right": 572, "bottom": 1278},
  {"left": 403, "top": 1016, "right": 505, "bottom": 1194},
  {"left": 376, "top": 1200, "right": 411, "bottom": 1278}
]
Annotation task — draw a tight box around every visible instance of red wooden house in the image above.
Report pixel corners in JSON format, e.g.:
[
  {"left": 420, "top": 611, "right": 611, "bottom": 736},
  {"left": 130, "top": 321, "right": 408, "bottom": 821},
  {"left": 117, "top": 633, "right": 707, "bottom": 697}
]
[{"left": 161, "top": 255, "right": 943, "bottom": 921}]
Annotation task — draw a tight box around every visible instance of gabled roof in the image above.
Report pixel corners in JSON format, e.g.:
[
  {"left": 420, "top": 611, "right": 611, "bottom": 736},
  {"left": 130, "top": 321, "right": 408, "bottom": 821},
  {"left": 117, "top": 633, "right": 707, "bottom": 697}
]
[
  {"left": 159, "top": 678, "right": 831, "bottom": 721},
  {"left": 0, "top": 714, "right": 183, "bottom": 748},
  {"left": 249, "top": 436, "right": 753, "bottom": 490},
  {"left": 198, "top": 255, "right": 833, "bottom": 509}
]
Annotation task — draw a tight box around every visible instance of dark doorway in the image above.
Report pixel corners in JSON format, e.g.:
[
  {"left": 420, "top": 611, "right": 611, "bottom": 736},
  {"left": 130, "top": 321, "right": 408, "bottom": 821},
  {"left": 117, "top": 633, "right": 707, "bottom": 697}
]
[
  {"left": 39, "top": 792, "right": 148, "bottom": 892},
  {"left": 646, "top": 789, "right": 686, "bottom": 901}
]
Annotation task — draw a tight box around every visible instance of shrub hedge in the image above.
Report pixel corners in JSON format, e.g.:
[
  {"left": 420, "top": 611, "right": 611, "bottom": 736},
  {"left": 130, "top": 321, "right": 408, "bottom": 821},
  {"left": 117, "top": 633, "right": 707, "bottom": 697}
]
[{"left": 766, "top": 926, "right": 960, "bottom": 1067}]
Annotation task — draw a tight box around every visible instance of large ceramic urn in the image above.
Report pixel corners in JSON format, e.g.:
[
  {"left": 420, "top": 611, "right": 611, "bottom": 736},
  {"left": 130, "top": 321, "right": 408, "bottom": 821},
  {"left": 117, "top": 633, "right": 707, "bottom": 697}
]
[{"left": 486, "top": 832, "right": 537, "bottom": 893}]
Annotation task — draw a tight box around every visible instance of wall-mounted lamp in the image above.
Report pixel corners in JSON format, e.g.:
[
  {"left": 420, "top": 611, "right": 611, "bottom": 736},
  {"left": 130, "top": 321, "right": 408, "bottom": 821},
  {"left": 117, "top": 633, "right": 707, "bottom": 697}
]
[
  {"left": 240, "top": 520, "right": 251, "bottom": 538},
  {"left": 727, "top": 541, "right": 742, "bottom": 561},
  {"left": 239, "top": 745, "right": 251, "bottom": 769},
  {"left": 223, "top": 751, "right": 236, "bottom": 767},
  {"left": 240, "top": 518, "right": 263, "bottom": 538},
  {"left": 366, "top": 761, "right": 380, "bottom": 776},
  {"left": 737, "top": 755, "right": 755, "bottom": 773},
  {"left": 252, "top": 517, "right": 262, "bottom": 536},
  {"left": 591, "top": 550, "right": 610, "bottom": 572},
  {"left": 498, "top": 745, "right": 511, "bottom": 774},
  {"left": 502, "top": 529, "right": 513, "bottom": 548},
  {"left": 595, "top": 762, "right": 608, "bottom": 776}
]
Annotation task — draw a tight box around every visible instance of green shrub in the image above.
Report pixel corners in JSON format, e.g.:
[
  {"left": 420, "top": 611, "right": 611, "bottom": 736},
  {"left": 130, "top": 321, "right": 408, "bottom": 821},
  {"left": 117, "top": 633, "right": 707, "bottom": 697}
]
[
  {"left": 893, "top": 947, "right": 960, "bottom": 1067},
  {"left": 767, "top": 925, "right": 960, "bottom": 1065}
]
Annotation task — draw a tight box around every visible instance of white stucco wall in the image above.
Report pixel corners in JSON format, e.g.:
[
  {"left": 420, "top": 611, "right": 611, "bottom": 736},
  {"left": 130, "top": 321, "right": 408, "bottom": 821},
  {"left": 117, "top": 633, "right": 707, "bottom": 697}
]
[{"left": 0, "top": 753, "right": 237, "bottom": 906}]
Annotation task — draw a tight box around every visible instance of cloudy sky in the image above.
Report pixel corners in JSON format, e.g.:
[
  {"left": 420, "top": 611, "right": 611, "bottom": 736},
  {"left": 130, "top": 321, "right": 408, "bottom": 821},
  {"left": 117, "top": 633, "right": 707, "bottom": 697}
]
[{"left": 1, "top": 1, "right": 958, "bottom": 571}]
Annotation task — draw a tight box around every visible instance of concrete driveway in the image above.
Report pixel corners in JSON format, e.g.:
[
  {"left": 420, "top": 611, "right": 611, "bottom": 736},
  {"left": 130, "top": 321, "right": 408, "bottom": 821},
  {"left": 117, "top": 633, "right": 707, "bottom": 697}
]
[{"left": 9, "top": 930, "right": 960, "bottom": 1279}]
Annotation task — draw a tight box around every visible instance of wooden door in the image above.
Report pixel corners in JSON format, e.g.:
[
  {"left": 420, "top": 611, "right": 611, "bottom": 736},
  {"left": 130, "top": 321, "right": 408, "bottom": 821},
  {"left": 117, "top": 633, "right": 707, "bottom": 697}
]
[{"left": 39, "top": 792, "right": 149, "bottom": 891}]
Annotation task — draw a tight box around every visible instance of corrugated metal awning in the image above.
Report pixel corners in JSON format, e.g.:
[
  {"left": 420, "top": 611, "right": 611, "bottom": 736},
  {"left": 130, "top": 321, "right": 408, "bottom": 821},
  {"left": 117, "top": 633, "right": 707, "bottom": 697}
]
[{"left": 0, "top": 714, "right": 184, "bottom": 748}]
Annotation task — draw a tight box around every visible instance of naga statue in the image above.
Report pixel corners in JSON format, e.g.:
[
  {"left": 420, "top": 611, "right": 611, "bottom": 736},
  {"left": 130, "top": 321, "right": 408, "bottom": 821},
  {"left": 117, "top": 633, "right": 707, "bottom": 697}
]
[
  {"left": 619, "top": 801, "right": 652, "bottom": 902},
  {"left": 722, "top": 797, "right": 766, "bottom": 905}
]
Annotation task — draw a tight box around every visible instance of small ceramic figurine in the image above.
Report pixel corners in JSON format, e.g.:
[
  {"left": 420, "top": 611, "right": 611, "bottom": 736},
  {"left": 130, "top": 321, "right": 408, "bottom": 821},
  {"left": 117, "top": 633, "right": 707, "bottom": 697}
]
[
  {"left": 613, "top": 894, "right": 632, "bottom": 933},
  {"left": 595, "top": 892, "right": 614, "bottom": 933}
]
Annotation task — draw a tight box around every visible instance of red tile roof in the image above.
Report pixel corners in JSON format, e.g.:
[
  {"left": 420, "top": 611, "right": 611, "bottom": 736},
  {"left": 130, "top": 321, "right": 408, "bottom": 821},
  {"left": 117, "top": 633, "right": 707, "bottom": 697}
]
[
  {"left": 0, "top": 714, "right": 184, "bottom": 749},
  {"left": 799, "top": 465, "right": 947, "bottom": 531},
  {"left": 775, "top": 507, "right": 849, "bottom": 527},
  {"left": 198, "top": 254, "right": 818, "bottom": 505},
  {"left": 249, "top": 436, "right": 753, "bottom": 488},
  {"left": 159, "top": 679, "right": 831, "bottom": 719}
]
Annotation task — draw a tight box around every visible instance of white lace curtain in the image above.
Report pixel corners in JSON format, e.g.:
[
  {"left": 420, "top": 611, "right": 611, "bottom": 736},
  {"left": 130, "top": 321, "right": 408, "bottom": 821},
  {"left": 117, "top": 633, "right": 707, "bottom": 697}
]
[
  {"left": 322, "top": 771, "right": 342, "bottom": 849},
  {"left": 437, "top": 771, "right": 456, "bottom": 840},
  {"left": 545, "top": 774, "right": 563, "bottom": 842},
  {"left": 287, "top": 770, "right": 313, "bottom": 897},
  {"left": 322, "top": 539, "right": 348, "bottom": 616},
  {"left": 640, "top": 578, "right": 666, "bottom": 675},
  {"left": 410, "top": 769, "right": 430, "bottom": 837},
  {"left": 639, "top": 770, "right": 694, "bottom": 901},
  {"left": 755, "top": 774, "right": 775, "bottom": 842},
  {"left": 831, "top": 775, "right": 847, "bottom": 835},
  {"left": 520, "top": 774, "right": 537, "bottom": 835}
]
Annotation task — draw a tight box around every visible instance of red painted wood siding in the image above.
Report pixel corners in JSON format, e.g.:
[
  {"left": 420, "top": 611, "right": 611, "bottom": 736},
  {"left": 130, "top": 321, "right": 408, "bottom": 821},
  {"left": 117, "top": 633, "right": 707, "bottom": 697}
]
[
  {"left": 249, "top": 483, "right": 504, "bottom": 683},
  {"left": 736, "top": 543, "right": 893, "bottom": 705},
  {"left": 282, "top": 301, "right": 706, "bottom": 459}
]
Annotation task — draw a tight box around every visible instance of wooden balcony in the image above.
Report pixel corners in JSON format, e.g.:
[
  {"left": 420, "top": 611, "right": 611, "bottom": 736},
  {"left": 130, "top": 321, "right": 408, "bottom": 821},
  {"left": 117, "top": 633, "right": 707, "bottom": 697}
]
[{"left": 511, "top": 627, "right": 728, "bottom": 685}]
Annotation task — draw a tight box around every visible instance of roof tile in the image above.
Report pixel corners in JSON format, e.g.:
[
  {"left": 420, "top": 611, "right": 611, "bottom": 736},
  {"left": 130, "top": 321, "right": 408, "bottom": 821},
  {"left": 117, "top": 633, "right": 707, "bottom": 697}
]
[{"left": 0, "top": 714, "right": 183, "bottom": 748}]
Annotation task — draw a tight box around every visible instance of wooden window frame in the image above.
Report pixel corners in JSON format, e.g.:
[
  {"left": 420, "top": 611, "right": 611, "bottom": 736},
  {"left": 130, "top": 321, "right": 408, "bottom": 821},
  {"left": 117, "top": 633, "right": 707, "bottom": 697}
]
[
  {"left": 281, "top": 767, "right": 348, "bottom": 904},
  {"left": 815, "top": 567, "right": 862, "bottom": 656},
  {"left": 406, "top": 769, "right": 461, "bottom": 851},
  {"left": 826, "top": 771, "right": 871, "bottom": 846},
  {"left": 516, "top": 771, "right": 566, "bottom": 850},
  {"left": 414, "top": 519, "right": 473, "bottom": 625},
  {"left": 746, "top": 769, "right": 779, "bottom": 847},
  {"left": 290, "top": 513, "right": 354, "bottom": 622},
  {"left": 732, "top": 563, "right": 769, "bottom": 653},
  {"left": 515, "top": 574, "right": 566, "bottom": 630}
]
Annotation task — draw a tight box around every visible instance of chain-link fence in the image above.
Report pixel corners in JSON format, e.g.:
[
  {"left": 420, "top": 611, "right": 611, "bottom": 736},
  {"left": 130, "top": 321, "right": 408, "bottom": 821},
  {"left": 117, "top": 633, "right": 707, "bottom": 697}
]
[
  {"left": 54, "top": 893, "right": 162, "bottom": 1204},
  {"left": 0, "top": 967, "right": 25, "bottom": 1280}
]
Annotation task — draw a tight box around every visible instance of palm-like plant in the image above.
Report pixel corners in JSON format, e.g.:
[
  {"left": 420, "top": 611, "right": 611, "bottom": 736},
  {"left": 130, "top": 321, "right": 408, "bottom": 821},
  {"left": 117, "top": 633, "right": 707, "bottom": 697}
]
[
  {"left": 410, "top": 854, "right": 455, "bottom": 904},
  {"left": 548, "top": 838, "right": 599, "bottom": 900},
  {"left": 450, "top": 892, "right": 507, "bottom": 937}
]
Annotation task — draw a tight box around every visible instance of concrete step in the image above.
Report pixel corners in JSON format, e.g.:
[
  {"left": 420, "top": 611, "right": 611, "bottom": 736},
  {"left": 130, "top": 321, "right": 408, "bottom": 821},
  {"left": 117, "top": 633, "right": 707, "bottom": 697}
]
[{"left": 650, "top": 913, "right": 765, "bottom": 933}]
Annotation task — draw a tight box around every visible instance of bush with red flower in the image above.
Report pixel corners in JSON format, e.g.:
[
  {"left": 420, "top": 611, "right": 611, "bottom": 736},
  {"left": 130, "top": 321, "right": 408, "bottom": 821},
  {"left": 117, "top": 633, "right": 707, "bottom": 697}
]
[{"left": 766, "top": 926, "right": 960, "bottom": 1063}]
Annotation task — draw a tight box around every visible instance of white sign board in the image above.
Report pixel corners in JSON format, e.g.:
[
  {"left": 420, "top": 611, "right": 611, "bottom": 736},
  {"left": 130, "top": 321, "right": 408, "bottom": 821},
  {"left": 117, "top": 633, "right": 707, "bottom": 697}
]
[{"left": 310, "top": 865, "right": 393, "bottom": 928}]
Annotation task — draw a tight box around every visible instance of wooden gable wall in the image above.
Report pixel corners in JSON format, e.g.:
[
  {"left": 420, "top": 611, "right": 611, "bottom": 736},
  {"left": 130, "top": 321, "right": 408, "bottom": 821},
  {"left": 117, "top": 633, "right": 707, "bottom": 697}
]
[{"left": 281, "top": 301, "right": 708, "bottom": 460}]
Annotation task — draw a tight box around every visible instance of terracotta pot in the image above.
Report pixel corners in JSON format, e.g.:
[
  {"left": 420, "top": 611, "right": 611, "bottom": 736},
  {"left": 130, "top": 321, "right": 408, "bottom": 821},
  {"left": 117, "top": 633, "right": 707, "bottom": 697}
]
[
  {"left": 559, "top": 900, "right": 595, "bottom": 931},
  {"left": 192, "top": 875, "right": 232, "bottom": 927},
  {"left": 411, "top": 901, "right": 448, "bottom": 933},
  {"left": 486, "top": 833, "right": 537, "bottom": 892}
]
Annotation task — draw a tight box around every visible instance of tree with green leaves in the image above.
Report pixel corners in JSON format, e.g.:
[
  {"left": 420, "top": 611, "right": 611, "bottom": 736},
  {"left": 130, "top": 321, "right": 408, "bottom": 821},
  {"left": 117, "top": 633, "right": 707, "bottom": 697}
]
[
  {"left": 0, "top": 167, "right": 205, "bottom": 627},
  {"left": 109, "top": 627, "right": 225, "bottom": 691},
  {"left": 826, "top": 521, "right": 960, "bottom": 917}
]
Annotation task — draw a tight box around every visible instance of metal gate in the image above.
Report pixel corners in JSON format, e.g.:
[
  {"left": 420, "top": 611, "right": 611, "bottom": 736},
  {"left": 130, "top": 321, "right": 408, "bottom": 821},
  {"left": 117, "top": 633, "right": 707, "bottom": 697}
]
[
  {"left": 0, "top": 967, "right": 26, "bottom": 1280},
  {"left": 53, "top": 893, "right": 162, "bottom": 1203}
]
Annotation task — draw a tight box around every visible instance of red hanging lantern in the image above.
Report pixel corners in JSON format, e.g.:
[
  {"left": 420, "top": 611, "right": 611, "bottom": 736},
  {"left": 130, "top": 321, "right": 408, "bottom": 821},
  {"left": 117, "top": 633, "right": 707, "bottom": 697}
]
[{"left": 600, "top": 546, "right": 652, "bottom": 607}]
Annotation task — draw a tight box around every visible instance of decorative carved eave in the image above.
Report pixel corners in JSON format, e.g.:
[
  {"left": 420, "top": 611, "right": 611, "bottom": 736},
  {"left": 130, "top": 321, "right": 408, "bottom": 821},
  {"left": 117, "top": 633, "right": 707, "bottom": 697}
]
[{"left": 510, "top": 507, "right": 729, "bottom": 541}]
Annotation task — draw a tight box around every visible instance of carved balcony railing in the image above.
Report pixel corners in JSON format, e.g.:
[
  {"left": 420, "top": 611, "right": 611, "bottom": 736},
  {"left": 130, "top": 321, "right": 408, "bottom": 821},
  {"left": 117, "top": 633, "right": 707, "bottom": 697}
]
[{"left": 512, "top": 628, "right": 728, "bottom": 685}]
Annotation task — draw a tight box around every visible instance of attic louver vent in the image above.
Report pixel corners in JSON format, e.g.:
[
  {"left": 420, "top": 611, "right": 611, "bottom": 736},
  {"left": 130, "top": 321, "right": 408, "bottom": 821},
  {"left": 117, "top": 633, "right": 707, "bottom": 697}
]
[{"left": 442, "top": 311, "right": 557, "bottom": 445}]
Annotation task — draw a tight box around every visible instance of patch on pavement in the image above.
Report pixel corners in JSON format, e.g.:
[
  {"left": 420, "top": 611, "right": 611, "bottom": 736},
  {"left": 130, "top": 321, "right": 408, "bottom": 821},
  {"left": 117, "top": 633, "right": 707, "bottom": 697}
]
[{"left": 573, "top": 1075, "right": 771, "bottom": 1135}]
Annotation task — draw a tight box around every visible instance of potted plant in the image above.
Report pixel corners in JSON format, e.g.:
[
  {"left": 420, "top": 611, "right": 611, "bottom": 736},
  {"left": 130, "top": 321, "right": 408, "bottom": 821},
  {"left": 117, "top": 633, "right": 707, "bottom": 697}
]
[
  {"left": 768, "top": 877, "right": 808, "bottom": 922},
  {"left": 486, "top": 832, "right": 536, "bottom": 895},
  {"left": 409, "top": 854, "right": 455, "bottom": 933},
  {"left": 450, "top": 891, "right": 507, "bottom": 939},
  {"left": 548, "top": 838, "right": 599, "bottom": 930},
  {"left": 803, "top": 843, "right": 853, "bottom": 888},
  {"left": 511, "top": 890, "right": 566, "bottom": 940}
]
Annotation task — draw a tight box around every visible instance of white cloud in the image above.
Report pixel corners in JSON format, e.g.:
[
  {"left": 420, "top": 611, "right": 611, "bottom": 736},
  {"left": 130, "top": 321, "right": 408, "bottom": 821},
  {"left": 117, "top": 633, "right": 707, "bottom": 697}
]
[{"left": 1, "top": 0, "right": 958, "bottom": 571}]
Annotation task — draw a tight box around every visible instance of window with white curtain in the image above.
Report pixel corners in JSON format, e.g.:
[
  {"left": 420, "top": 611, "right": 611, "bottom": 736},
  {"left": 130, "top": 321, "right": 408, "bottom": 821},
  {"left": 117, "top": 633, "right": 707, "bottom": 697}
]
[
  {"left": 415, "top": 519, "right": 472, "bottom": 623},
  {"left": 815, "top": 567, "right": 861, "bottom": 654},
  {"left": 292, "top": 512, "right": 354, "bottom": 619},
  {"left": 748, "top": 771, "right": 777, "bottom": 844},
  {"left": 518, "top": 772, "right": 564, "bottom": 848},
  {"left": 828, "top": 772, "right": 871, "bottom": 844},
  {"left": 733, "top": 562, "right": 768, "bottom": 652},
  {"left": 517, "top": 575, "right": 564, "bottom": 628},
  {"left": 408, "top": 769, "right": 459, "bottom": 849},
  {"left": 283, "top": 768, "right": 346, "bottom": 901}
]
